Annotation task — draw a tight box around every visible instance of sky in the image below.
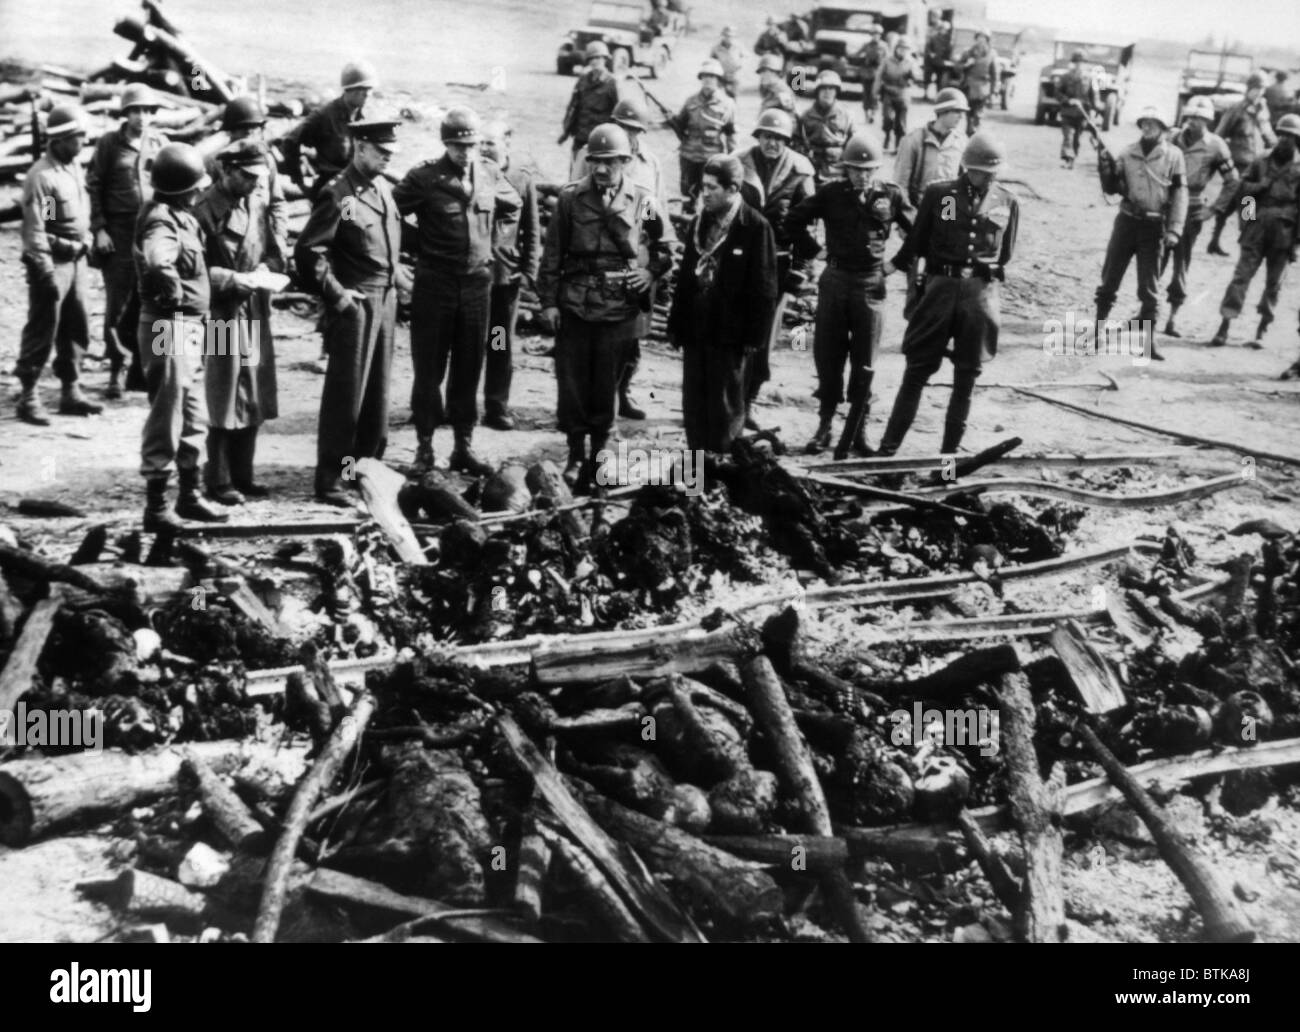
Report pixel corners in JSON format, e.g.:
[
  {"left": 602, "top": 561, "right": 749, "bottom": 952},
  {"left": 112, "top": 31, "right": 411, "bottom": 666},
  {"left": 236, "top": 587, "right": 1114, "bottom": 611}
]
[{"left": 987, "top": 0, "right": 1300, "bottom": 48}]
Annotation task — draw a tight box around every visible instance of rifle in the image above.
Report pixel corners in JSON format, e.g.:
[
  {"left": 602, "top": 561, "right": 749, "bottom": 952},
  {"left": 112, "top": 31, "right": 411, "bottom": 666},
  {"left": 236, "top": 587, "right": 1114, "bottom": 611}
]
[
  {"left": 1076, "top": 103, "right": 1120, "bottom": 196},
  {"left": 626, "top": 75, "right": 684, "bottom": 141}
]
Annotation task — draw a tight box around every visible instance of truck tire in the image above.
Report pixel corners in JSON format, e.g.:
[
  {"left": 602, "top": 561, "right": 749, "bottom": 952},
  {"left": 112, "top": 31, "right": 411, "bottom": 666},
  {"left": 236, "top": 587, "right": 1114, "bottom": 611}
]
[
  {"left": 1102, "top": 92, "right": 1117, "bottom": 131},
  {"left": 1035, "top": 103, "right": 1047, "bottom": 125}
]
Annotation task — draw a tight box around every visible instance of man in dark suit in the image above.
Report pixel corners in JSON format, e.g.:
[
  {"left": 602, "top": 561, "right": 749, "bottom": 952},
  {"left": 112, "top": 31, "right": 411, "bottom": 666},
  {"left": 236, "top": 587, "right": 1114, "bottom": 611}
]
[{"left": 668, "top": 154, "right": 779, "bottom": 454}]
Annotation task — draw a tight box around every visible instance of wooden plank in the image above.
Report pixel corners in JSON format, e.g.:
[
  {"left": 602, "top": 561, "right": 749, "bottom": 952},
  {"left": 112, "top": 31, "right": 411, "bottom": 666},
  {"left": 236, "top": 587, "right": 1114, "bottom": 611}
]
[{"left": 0, "top": 588, "right": 65, "bottom": 713}]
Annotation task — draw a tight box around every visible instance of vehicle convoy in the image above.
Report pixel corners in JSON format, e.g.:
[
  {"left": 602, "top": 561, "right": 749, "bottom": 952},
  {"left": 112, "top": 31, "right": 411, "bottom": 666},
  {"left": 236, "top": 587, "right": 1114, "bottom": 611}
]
[
  {"left": 939, "top": 25, "right": 1023, "bottom": 110},
  {"left": 1174, "top": 49, "right": 1255, "bottom": 122},
  {"left": 780, "top": 0, "right": 928, "bottom": 96},
  {"left": 556, "top": 0, "right": 686, "bottom": 78},
  {"left": 1036, "top": 38, "right": 1134, "bottom": 130}
]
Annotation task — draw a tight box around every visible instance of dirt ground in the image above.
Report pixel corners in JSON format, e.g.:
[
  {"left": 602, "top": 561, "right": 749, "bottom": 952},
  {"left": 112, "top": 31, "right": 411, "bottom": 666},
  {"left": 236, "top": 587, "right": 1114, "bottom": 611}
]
[{"left": 2, "top": 0, "right": 1300, "bottom": 942}]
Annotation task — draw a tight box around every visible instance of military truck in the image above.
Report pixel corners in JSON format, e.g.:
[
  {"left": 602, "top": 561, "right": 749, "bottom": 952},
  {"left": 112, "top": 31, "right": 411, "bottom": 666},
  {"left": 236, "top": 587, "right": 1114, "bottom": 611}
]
[
  {"left": 940, "top": 26, "right": 1024, "bottom": 110},
  {"left": 556, "top": 0, "right": 684, "bottom": 78},
  {"left": 1036, "top": 38, "right": 1134, "bottom": 130},
  {"left": 1174, "top": 50, "right": 1255, "bottom": 122},
  {"left": 780, "top": 0, "right": 929, "bottom": 96}
]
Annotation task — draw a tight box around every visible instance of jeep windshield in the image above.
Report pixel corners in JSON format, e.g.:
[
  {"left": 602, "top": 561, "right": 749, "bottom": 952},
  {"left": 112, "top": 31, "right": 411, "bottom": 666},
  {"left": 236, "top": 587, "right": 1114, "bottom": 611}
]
[
  {"left": 1054, "top": 41, "right": 1125, "bottom": 69},
  {"left": 588, "top": 1, "right": 644, "bottom": 30},
  {"left": 814, "top": 8, "right": 882, "bottom": 32},
  {"left": 1186, "top": 51, "right": 1253, "bottom": 80}
]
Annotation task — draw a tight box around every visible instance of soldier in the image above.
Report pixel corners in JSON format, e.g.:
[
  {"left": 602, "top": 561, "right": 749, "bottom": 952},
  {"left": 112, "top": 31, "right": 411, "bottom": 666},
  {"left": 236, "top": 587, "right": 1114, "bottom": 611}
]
[
  {"left": 857, "top": 25, "right": 889, "bottom": 125},
  {"left": 894, "top": 87, "right": 968, "bottom": 207},
  {"left": 923, "top": 20, "right": 952, "bottom": 101},
  {"left": 394, "top": 108, "right": 521, "bottom": 475},
  {"left": 294, "top": 119, "right": 406, "bottom": 507},
  {"left": 668, "top": 154, "right": 779, "bottom": 454},
  {"left": 711, "top": 26, "right": 746, "bottom": 98},
  {"left": 559, "top": 42, "right": 620, "bottom": 170},
  {"left": 1266, "top": 71, "right": 1295, "bottom": 128},
  {"left": 1165, "top": 97, "right": 1239, "bottom": 338},
  {"left": 281, "top": 61, "right": 376, "bottom": 201},
  {"left": 755, "top": 16, "right": 787, "bottom": 57},
  {"left": 537, "top": 124, "right": 673, "bottom": 491},
  {"left": 960, "top": 30, "right": 1000, "bottom": 136},
  {"left": 738, "top": 108, "right": 816, "bottom": 424},
  {"left": 795, "top": 70, "right": 856, "bottom": 184},
  {"left": 672, "top": 60, "right": 736, "bottom": 206},
  {"left": 479, "top": 121, "right": 540, "bottom": 432},
  {"left": 1093, "top": 108, "right": 1188, "bottom": 362},
  {"left": 87, "top": 84, "right": 166, "bottom": 400},
  {"left": 786, "top": 136, "right": 914, "bottom": 455},
  {"left": 757, "top": 53, "right": 797, "bottom": 114},
  {"left": 573, "top": 99, "right": 675, "bottom": 420},
  {"left": 16, "top": 104, "right": 100, "bottom": 426},
  {"left": 1209, "top": 114, "right": 1300, "bottom": 349},
  {"left": 194, "top": 141, "right": 286, "bottom": 504},
  {"left": 134, "top": 142, "right": 227, "bottom": 529},
  {"left": 876, "top": 133, "right": 1017, "bottom": 457},
  {"left": 1209, "top": 72, "right": 1277, "bottom": 254},
  {"left": 1057, "top": 51, "right": 1097, "bottom": 169},
  {"left": 875, "top": 38, "right": 921, "bottom": 152}
]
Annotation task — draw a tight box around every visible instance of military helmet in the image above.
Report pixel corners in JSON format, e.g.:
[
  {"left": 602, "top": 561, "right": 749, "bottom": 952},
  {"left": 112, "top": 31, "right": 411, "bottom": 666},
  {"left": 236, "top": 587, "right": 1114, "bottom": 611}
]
[
  {"left": 1246, "top": 72, "right": 1265, "bottom": 89},
  {"left": 841, "top": 134, "right": 882, "bottom": 169},
  {"left": 698, "top": 58, "right": 725, "bottom": 79},
  {"left": 815, "top": 69, "right": 843, "bottom": 92},
  {"left": 1135, "top": 106, "right": 1169, "bottom": 131},
  {"left": 120, "top": 84, "right": 160, "bottom": 111},
  {"left": 45, "top": 104, "right": 86, "bottom": 138},
  {"left": 961, "top": 132, "right": 1007, "bottom": 173},
  {"left": 151, "top": 142, "right": 211, "bottom": 195},
  {"left": 584, "top": 41, "right": 611, "bottom": 61},
  {"left": 441, "top": 106, "right": 482, "bottom": 143},
  {"left": 222, "top": 95, "right": 266, "bottom": 130},
  {"left": 1276, "top": 113, "right": 1300, "bottom": 138},
  {"left": 1180, "top": 96, "right": 1215, "bottom": 122},
  {"left": 895, "top": 37, "right": 913, "bottom": 51},
  {"left": 754, "top": 108, "right": 795, "bottom": 140},
  {"left": 867, "top": 23, "right": 883, "bottom": 36},
  {"left": 612, "top": 98, "right": 647, "bottom": 133},
  {"left": 1070, "top": 49, "right": 1086, "bottom": 63},
  {"left": 934, "top": 86, "right": 971, "bottom": 113},
  {"left": 340, "top": 60, "right": 378, "bottom": 90},
  {"left": 975, "top": 29, "right": 991, "bottom": 42},
  {"left": 586, "top": 122, "right": 632, "bottom": 159},
  {"left": 757, "top": 53, "right": 784, "bottom": 74}
]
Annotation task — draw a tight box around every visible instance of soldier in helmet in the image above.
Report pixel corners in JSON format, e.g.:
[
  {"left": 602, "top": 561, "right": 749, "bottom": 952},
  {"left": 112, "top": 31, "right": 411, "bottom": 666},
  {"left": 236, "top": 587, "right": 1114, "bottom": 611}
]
[
  {"left": 87, "top": 84, "right": 166, "bottom": 399},
  {"left": 923, "top": 20, "right": 953, "bottom": 101},
  {"left": 294, "top": 119, "right": 407, "bottom": 507},
  {"left": 875, "top": 37, "right": 921, "bottom": 152},
  {"left": 755, "top": 16, "right": 788, "bottom": 57},
  {"left": 1057, "top": 50, "right": 1097, "bottom": 168},
  {"left": 876, "top": 133, "right": 1019, "bottom": 457},
  {"left": 1164, "top": 97, "right": 1238, "bottom": 338},
  {"left": 857, "top": 24, "right": 889, "bottom": 124},
  {"left": 757, "top": 53, "right": 797, "bottom": 114},
  {"left": 1265, "top": 71, "right": 1295, "bottom": 127},
  {"left": 573, "top": 99, "right": 675, "bottom": 420},
  {"left": 480, "top": 120, "right": 541, "bottom": 432},
  {"left": 1209, "top": 114, "right": 1300, "bottom": 348},
  {"left": 134, "top": 142, "right": 228, "bottom": 528},
  {"left": 738, "top": 108, "right": 816, "bottom": 424},
  {"left": 959, "top": 30, "right": 1000, "bottom": 135},
  {"left": 672, "top": 60, "right": 737, "bottom": 206},
  {"left": 711, "top": 25, "right": 746, "bottom": 98},
  {"left": 16, "top": 104, "right": 100, "bottom": 426},
  {"left": 393, "top": 107, "right": 521, "bottom": 475},
  {"left": 559, "top": 42, "right": 621, "bottom": 173},
  {"left": 281, "top": 60, "right": 377, "bottom": 200},
  {"left": 1208, "top": 72, "right": 1278, "bottom": 255},
  {"left": 894, "top": 87, "right": 968, "bottom": 207},
  {"left": 795, "top": 70, "right": 856, "bottom": 183},
  {"left": 537, "top": 123, "right": 674, "bottom": 491},
  {"left": 785, "top": 135, "right": 914, "bottom": 455},
  {"left": 668, "top": 153, "right": 779, "bottom": 454},
  {"left": 194, "top": 141, "right": 286, "bottom": 505},
  {"left": 1093, "top": 108, "right": 1187, "bottom": 361}
]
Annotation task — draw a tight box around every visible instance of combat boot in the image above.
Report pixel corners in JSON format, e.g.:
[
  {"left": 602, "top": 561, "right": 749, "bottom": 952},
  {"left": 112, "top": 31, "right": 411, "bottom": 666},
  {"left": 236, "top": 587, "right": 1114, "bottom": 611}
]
[
  {"left": 175, "top": 467, "right": 229, "bottom": 523},
  {"left": 105, "top": 365, "right": 123, "bottom": 400},
  {"left": 1249, "top": 314, "right": 1273, "bottom": 350},
  {"left": 17, "top": 380, "right": 50, "bottom": 426},
  {"left": 448, "top": 427, "right": 493, "bottom": 477},
  {"left": 1207, "top": 213, "right": 1229, "bottom": 256},
  {"left": 230, "top": 429, "right": 269, "bottom": 498},
  {"left": 315, "top": 467, "right": 353, "bottom": 508},
  {"left": 142, "top": 476, "right": 183, "bottom": 533},
  {"left": 59, "top": 382, "right": 103, "bottom": 416},
  {"left": 850, "top": 427, "right": 874, "bottom": 457},
  {"left": 411, "top": 434, "right": 435, "bottom": 474},
  {"left": 562, "top": 433, "right": 586, "bottom": 489},
  {"left": 1210, "top": 317, "right": 1231, "bottom": 346},
  {"left": 804, "top": 413, "right": 835, "bottom": 455},
  {"left": 618, "top": 390, "right": 646, "bottom": 420},
  {"left": 1163, "top": 305, "right": 1181, "bottom": 338}
]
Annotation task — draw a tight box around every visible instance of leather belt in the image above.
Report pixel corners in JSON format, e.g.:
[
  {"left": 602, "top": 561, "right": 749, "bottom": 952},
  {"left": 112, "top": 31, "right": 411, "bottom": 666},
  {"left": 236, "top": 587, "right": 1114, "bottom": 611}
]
[
  {"left": 826, "top": 256, "right": 881, "bottom": 274},
  {"left": 931, "top": 262, "right": 1001, "bottom": 280}
]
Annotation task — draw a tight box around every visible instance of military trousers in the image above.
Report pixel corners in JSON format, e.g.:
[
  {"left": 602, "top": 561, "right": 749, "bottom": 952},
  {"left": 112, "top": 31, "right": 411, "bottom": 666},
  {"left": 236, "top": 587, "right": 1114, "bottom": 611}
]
[
  {"left": 409, "top": 263, "right": 492, "bottom": 434},
  {"left": 17, "top": 256, "right": 89, "bottom": 387},
  {"left": 1219, "top": 218, "right": 1293, "bottom": 321},
  {"left": 812, "top": 265, "right": 885, "bottom": 417},
  {"left": 555, "top": 310, "right": 638, "bottom": 436},
  {"left": 1167, "top": 205, "right": 1207, "bottom": 308},
  {"left": 1095, "top": 211, "right": 1164, "bottom": 322},
  {"left": 137, "top": 312, "right": 208, "bottom": 479},
  {"left": 485, "top": 280, "right": 521, "bottom": 418}
]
